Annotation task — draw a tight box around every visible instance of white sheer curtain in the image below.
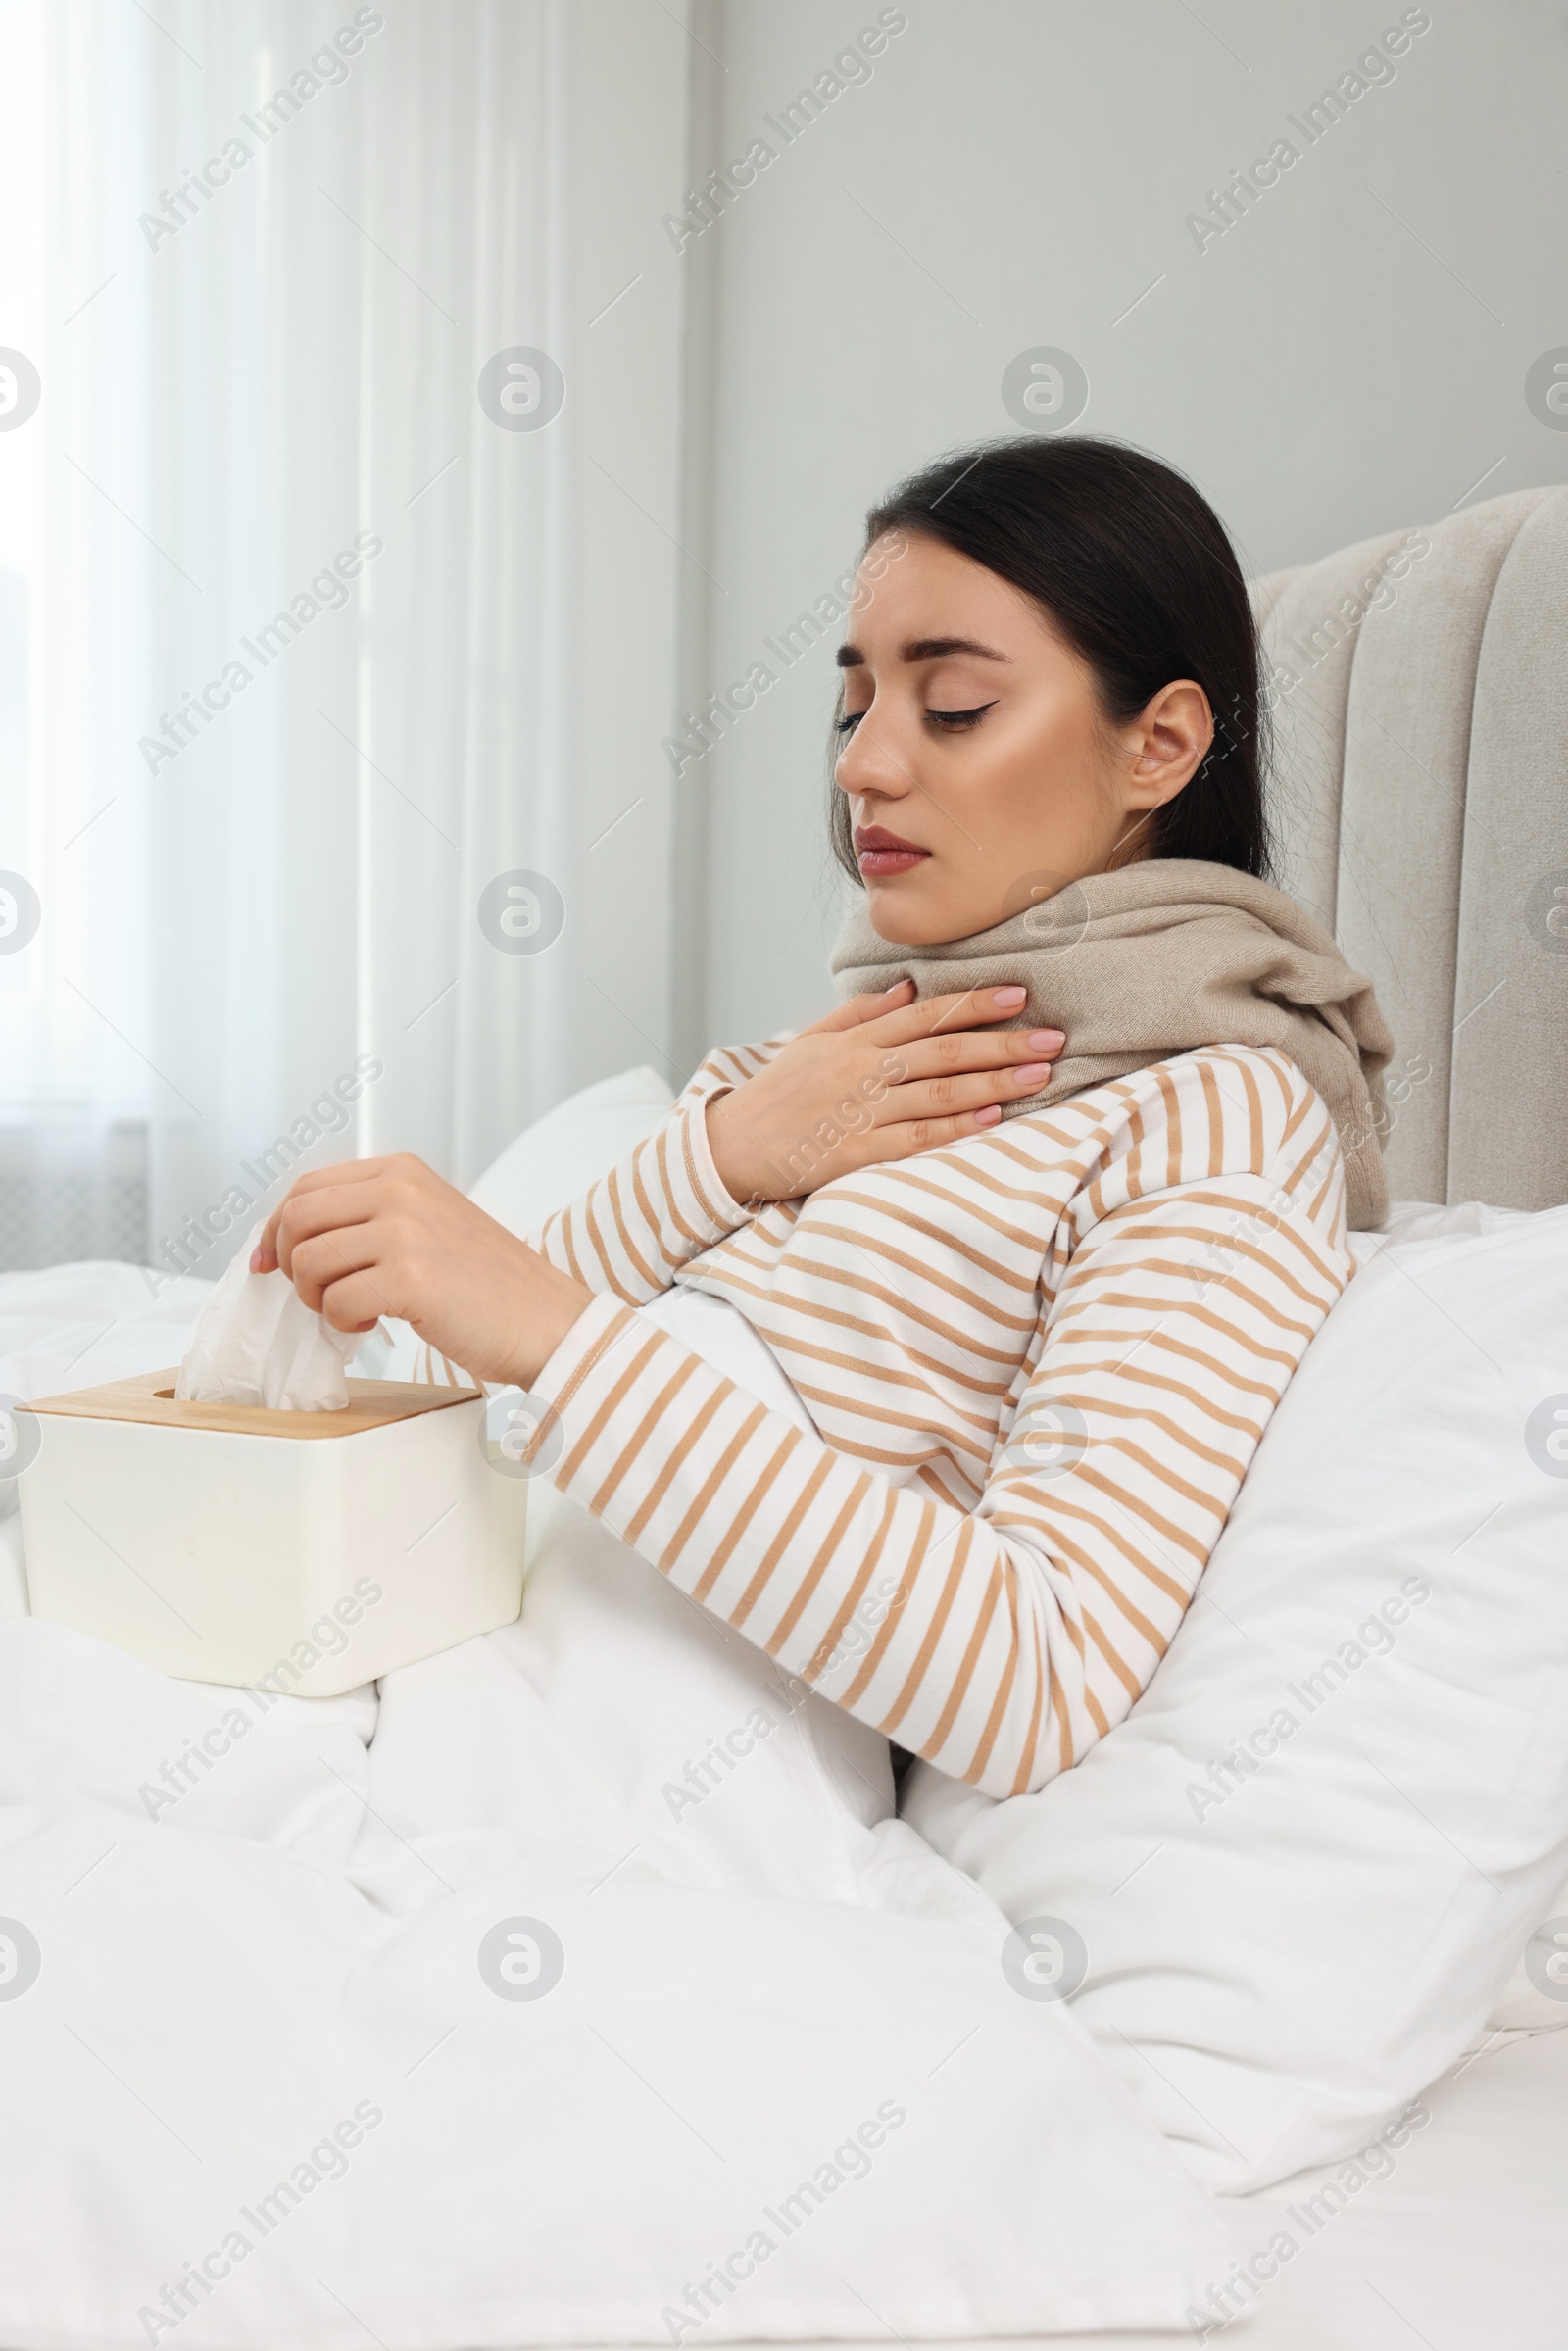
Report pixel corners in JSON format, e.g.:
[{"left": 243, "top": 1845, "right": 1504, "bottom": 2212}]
[{"left": 5, "top": 0, "right": 690, "bottom": 1276}]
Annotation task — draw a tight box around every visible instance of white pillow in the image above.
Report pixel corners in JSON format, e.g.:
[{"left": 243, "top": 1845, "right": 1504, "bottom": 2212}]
[
  {"left": 1350, "top": 1213, "right": 1568, "bottom": 2042},
  {"left": 904, "top": 1199, "right": 1568, "bottom": 2190},
  {"left": 468, "top": 1062, "right": 675, "bottom": 1237}
]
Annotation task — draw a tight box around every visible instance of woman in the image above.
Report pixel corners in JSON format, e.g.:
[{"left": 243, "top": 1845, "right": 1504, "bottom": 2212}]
[{"left": 255, "top": 437, "right": 1392, "bottom": 1800}]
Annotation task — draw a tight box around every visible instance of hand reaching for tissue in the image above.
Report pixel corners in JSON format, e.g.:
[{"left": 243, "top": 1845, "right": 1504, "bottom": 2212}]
[{"left": 253, "top": 1154, "right": 595, "bottom": 1393}]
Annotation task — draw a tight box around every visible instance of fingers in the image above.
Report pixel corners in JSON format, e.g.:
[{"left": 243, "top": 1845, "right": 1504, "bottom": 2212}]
[
  {"left": 314, "top": 1269, "right": 393, "bottom": 1336},
  {"left": 873, "top": 1106, "right": 1008, "bottom": 1158},
  {"left": 273, "top": 1185, "right": 384, "bottom": 1280},
  {"left": 894, "top": 1023, "right": 1065, "bottom": 1081},
  {"left": 865, "top": 985, "right": 1038, "bottom": 1046},
  {"left": 252, "top": 1209, "right": 286, "bottom": 1273},
  {"left": 801, "top": 979, "right": 916, "bottom": 1037},
  {"left": 251, "top": 1155, "right": 420, "bottom": 1272},
  {"left": 284, "top": 1218, "right": 391, "bottom": 1313},
  {"left": 888, "top": 1062, "right": 1057, "bottom": 1125}
]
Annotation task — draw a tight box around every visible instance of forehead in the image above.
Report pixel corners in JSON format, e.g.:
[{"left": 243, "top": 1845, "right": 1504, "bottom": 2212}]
[{"left": 841, "top": 533, "right": 1056, "bottom": 661}]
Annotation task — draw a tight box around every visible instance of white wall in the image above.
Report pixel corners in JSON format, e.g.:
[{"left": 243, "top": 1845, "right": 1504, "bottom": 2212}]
[{"left": 671, "top": 0, "right": 1568, "bottom": 1067}]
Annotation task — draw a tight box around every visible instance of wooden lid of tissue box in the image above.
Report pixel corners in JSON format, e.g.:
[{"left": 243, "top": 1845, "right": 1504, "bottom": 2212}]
[{"left": 20, "top": 1367, "right": 482, "bottom": 1440}]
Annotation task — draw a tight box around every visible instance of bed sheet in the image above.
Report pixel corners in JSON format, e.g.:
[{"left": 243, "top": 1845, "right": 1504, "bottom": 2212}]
[
  {"left": 1057, "top": 2024, "right": 1568, "bottom": 2351},
  {"left": 530, "top": 2027, "right": 1561, "bottom": 2351}
]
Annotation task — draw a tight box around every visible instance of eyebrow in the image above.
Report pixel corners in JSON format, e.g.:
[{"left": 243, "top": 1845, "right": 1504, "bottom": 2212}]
[{"left": 835, "top": 634, "right": 1013, "bottom": 668}]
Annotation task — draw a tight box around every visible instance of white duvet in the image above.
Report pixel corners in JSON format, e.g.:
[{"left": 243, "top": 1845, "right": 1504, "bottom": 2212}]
[{"left": 0, "top": 1263, "right": 1237, "bottom": 2350}]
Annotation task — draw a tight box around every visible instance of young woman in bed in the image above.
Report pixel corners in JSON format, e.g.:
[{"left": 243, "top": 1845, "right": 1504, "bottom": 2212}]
[{"left": 255, "top": 437, "right": 1390, "bottom": 1800}]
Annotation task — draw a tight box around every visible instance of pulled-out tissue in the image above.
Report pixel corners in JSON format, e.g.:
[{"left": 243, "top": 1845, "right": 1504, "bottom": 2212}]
[{"left": 175, "top": 1221, "right": 366, "bottom": 1410}]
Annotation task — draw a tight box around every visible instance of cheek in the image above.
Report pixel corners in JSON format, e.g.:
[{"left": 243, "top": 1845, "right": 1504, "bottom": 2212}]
[
  {"left": 986, "top": 690, "right": 1107, "bottom": 813},
  {"left": 967, "top": 701, "right": 1127, "bottom": 890}
]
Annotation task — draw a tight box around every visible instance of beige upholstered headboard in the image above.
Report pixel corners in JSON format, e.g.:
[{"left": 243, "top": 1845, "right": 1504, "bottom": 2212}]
[{"left": 1250, "top": 485, "right": 1568, "bottom": 1211}]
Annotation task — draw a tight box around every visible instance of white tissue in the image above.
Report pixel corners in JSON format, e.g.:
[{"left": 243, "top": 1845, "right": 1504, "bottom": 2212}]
[{"left": 175, "top": 1220, "right": 365, "bottom": 1410}]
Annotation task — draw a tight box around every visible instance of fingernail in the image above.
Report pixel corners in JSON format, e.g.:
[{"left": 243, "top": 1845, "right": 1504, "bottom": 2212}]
[
  {"left": 249, "top": 1247, "right": 263, "bottom": 1272},
  {"left": 995, "top": 985, "right": 1026, "bottom": 1007},
  {"left": 1014, "top": 1062, "right": 1051, "bottom": 1088},
  {"left": 1028, "top": 1029, "right": 1064, "bottom": 1052},
  {"left": 975, "top": 1103, "right": 1003, "bottom": 1127}
]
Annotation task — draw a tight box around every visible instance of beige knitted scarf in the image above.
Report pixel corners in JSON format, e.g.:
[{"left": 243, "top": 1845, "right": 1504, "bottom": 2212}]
[{"left": 829, "top": 858, "right": 1396, "bottom": 1230}]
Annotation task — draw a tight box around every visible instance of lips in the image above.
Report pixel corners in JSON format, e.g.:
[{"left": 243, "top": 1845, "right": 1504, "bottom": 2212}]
[{"left": 855, "top": 824, "right": 931, "bottom": 878}]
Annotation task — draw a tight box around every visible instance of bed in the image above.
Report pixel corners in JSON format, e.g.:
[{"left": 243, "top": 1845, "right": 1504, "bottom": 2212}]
[
  {"left": 1, "top": 484, "right": 1566, "bottom": 2346},
  {"left": 722, "top": 2025, "right": 1568, "bottom": 2351}
]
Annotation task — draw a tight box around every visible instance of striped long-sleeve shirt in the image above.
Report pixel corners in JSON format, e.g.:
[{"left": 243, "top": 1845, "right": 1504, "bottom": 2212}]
[{"left": 524, "top": 1040, "right": 1354, "bottom": 1799}]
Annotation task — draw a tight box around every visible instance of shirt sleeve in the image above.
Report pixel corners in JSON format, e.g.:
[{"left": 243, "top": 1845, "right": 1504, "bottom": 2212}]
[
  {"left": 524, "top": 1104, "right": 1355, "bottom": 1799},
  {"left": 525, "top": 1038, "right": 786, "bottom": 1306}
]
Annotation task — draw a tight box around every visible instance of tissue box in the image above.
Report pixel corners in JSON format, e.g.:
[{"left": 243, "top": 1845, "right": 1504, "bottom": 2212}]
[{"left": 17, "top": 1370, "right": 528, "bottom": 1696}]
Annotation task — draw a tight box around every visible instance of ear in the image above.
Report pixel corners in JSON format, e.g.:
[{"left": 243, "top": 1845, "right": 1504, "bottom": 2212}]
[{"left": 1123, "top": 680, "right": 1214, "bottom": 812}]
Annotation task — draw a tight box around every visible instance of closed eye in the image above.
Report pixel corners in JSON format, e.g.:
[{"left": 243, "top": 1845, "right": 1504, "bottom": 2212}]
[
  {"left": 835, "top": 697, "right": 1001, "bottom": 736},
  {"left": 926, "top": 700, "right": 998, "bottom": 729}
]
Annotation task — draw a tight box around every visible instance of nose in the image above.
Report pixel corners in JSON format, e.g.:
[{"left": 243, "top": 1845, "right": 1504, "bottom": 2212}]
[{"left": 834, "top": 697, "right": 912, "bottom": 806}]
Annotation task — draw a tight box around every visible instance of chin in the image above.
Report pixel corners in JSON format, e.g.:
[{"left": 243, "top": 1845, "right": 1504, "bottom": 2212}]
[{"left": 864, "top": 880, "right": 974, "bottom": 949}]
